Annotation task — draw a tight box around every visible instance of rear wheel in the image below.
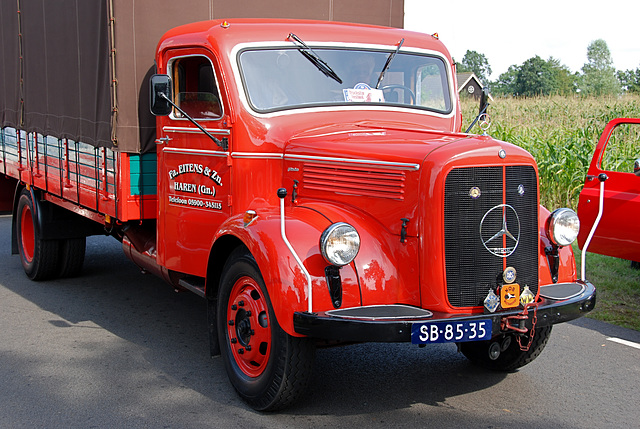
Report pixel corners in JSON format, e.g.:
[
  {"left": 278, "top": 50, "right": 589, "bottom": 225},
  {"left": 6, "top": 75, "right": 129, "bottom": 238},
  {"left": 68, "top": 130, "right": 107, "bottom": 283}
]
[
  {"left": 15, "top": 190, "right": 60, "bottom": 280},
  {"left": 217, "top": 247, "right": 315, "bottom": 411},
  {"left": 459, "top": 326, "right": 552, "bottom": 371},
  {"left": 58, "top": 237, "right": 86, "bottom": 278}
]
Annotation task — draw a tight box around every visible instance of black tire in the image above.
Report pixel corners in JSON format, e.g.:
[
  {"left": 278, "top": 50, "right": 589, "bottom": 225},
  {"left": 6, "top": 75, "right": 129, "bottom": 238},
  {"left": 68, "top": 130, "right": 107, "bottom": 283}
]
[
  {"left": 631, "top": 261, "right": 640, "bottom": 270},
  {"left": 15, "top": 190, "right": 60, "bottom": 280},
  {"left": 217, "top": 247, "right": 315, "bottom": 411},
  {"left": 459, "top": 325, "right": 552, "bottom": 372},
  {"left": 58, "top": 237, "right": 86, "bottom": 278}
]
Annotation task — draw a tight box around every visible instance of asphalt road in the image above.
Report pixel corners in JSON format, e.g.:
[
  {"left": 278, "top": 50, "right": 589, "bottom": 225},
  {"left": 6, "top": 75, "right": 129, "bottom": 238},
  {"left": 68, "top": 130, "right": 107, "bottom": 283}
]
[{"left": 1, "top": 214, "right": 639, "bottom": 428}]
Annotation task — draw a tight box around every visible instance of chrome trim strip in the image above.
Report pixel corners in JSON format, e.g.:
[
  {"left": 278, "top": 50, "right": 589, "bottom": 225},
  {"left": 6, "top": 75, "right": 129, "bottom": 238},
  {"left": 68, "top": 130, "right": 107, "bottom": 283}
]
[
  {"left": 284, "top": 154, "right": 420, "bottom": 171},
  {"left": 230, "top": 151, "right": 419, "bottom": 170},
  {"left": 162, "top": 147, "right": 228, "bottom": 157},
  {"left": 163, "top": 126, "right": 231, "bottom": 135},
  {"left": 231, "top": 152, "right": 284, "bottom": 160}
]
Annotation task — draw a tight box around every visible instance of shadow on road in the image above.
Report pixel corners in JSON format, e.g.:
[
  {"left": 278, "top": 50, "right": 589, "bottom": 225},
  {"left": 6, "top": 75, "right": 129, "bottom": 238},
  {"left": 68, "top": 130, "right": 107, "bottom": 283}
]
[{"left": 1, "top": 225, "right": 511, "bottom": 418}]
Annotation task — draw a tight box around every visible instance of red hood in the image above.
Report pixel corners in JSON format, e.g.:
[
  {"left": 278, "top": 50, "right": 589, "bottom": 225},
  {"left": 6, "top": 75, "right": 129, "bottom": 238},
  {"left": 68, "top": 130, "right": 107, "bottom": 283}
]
[{"left": 283, "top": 121, "right": 537, "bottom": 239}]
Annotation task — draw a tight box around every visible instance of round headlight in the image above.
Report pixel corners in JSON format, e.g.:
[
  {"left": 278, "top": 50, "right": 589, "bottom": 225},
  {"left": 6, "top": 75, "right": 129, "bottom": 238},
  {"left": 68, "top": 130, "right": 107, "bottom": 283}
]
[
  {"left": 320, "top": 222, "right": 360, "bottom": 266},
  {"left": 548, "top": 208, "right": 580, "bottom": 247}
]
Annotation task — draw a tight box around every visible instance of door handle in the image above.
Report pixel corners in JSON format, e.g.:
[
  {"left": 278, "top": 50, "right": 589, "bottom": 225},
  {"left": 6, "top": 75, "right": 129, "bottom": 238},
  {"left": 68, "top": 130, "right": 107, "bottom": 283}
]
[{"left": 156, "top": 136, "right": 172, "bottom": 144}]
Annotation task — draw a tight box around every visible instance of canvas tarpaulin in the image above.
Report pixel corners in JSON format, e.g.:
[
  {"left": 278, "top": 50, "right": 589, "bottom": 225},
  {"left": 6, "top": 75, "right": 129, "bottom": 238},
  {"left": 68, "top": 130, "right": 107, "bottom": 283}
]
[
  {"left": 2, "top": 0, "right": 403, "bottom": 153},
  {"left": 0, "top": 1, "right": 20, "bottom": 128},
  {"left": 1, "top": 0, "right": 214, "bottom": 153},
  {"left": 20, "top": 0, "right": 112, "bottom": 148}
]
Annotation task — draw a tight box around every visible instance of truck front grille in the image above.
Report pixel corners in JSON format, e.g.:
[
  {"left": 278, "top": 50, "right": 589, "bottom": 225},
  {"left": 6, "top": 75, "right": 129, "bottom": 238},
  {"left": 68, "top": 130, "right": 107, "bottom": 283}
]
[{"left": 444, "top": 166, "right": 538, "bottom": 308}]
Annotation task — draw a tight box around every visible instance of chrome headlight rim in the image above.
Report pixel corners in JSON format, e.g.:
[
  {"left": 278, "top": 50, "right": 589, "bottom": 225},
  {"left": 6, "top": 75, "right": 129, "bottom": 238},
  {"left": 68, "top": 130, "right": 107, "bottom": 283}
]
[
  {"left": 320, "top": 222, "right": 360, "bottom": 267},
  {"left": 547, "top": 208, "right": 580, "bottom": 247}
]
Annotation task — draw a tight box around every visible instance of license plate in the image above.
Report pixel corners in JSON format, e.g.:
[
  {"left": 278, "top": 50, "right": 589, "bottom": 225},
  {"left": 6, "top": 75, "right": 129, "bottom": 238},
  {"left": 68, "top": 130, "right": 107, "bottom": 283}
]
[{"left": 411, "top": 319, "right": 492, "bottom": 344}]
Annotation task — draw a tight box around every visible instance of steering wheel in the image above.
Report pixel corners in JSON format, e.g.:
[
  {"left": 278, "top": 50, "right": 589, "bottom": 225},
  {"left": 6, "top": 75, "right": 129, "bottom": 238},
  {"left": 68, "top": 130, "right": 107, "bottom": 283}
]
[{"left": 381, "top": 84, "right": 415, "bottom": 105}]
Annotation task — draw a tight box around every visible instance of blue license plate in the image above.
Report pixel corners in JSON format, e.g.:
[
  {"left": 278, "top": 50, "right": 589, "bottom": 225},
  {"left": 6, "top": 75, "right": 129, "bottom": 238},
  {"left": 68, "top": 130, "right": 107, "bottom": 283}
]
[{"left": 411, "top": 319, "right": 492, "bottom": 344}]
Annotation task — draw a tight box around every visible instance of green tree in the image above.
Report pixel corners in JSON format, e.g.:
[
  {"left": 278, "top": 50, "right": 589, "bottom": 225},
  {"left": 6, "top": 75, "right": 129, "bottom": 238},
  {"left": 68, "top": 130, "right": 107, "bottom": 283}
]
[
  {"left": 617, "top": 68, "right": 640, "bottom": 93},
  {"left": 547, "top": 57, "right": 578, "bottom": 95},
  {"left": 581, "top": 39, "right": 620, "bottom": 95},
  {"left": 514, "top": 56, "right": 558, "bottom": 96},
  {"left": 457, "top": 50, "right": 492, "bottom": 84},
  {"left": 492, "top": 65, "right": 520, "bottom": 96}
]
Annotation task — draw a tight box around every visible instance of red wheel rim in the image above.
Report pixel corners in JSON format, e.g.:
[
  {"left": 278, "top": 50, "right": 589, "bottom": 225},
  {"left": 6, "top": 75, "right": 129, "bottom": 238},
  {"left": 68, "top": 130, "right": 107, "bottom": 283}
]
[
  {"left": 226, "top": 276, "right": 272, "bottom": 377},
  {"left": 20, "top": 203, "right": 35, "bottom": 263}
]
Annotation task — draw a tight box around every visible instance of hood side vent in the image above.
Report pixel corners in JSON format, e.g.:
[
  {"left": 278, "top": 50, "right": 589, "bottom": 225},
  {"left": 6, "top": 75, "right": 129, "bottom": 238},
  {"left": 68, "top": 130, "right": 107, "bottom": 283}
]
[{"left": 302, "top": 163, "right": 406, "bottom": 200}]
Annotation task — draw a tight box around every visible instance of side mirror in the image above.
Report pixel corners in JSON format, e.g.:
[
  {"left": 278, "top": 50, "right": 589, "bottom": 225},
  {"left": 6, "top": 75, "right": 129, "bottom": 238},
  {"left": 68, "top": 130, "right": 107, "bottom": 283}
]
[
  {"left": 150, "top": 74, "right": 173, "bottom": 116},
  {"left": 479, "top": 86, "right": 490, "bottom": 115},
  {"left": 634, "top": 158, "right": 640, "bottom": 176}
]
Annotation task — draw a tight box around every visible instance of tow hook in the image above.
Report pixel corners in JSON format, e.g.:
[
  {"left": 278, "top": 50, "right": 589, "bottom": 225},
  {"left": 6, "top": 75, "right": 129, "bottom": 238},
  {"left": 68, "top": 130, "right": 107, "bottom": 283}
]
[{"left": 500, "top": 302, "right": 538, "bottom": 351}]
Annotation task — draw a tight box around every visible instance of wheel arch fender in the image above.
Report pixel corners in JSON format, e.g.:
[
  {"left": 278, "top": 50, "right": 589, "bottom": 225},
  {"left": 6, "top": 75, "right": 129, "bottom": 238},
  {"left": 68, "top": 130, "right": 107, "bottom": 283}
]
[
  {"left": 206, "top": 208, "right": 333, "bottom": 336},
  {"left": 297, "top": 201, "right": 420, "bottom": 306}
]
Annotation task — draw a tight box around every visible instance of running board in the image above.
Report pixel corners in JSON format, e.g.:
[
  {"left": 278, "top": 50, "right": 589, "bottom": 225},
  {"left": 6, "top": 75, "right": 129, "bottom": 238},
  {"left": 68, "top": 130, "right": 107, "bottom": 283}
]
[{"left": 178, "top": 277, "right": 205, "bottom": 298}]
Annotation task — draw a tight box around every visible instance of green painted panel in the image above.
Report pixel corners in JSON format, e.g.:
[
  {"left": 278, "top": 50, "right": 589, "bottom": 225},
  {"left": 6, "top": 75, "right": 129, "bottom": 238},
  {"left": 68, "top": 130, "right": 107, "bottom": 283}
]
[{"left": 129, "top": 153, "right": 157, "bottom": 196}]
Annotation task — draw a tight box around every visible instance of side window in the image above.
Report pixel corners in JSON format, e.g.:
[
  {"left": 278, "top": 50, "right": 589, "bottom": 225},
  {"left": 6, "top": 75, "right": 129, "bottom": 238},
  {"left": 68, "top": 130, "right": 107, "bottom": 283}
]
[
  {"left": 416, "top": 63, "right": 447, "bottom": 111},
  {"left": 600, "top": 123, "right": 640, "bottom": 174},
  {"left": 171, "top": 56, "right": 222, "bottom": 119}
]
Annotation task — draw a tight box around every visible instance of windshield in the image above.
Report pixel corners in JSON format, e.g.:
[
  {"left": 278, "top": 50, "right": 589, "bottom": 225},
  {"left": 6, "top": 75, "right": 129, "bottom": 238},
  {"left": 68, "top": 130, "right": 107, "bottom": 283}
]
[{"left": 238, "top": 47, "right": 452, "bottom": 114}]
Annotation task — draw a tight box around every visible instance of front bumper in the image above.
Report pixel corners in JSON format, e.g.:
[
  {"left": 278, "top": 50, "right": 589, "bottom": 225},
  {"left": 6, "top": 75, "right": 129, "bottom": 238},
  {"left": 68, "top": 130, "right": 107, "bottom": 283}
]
[{"left": 293, "top": 281, "right": 596, "bottom": 342}]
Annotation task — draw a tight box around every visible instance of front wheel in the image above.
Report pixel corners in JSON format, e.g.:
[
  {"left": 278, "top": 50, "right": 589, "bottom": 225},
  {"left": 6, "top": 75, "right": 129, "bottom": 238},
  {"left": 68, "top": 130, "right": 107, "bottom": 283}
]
[
  {"left": 217, "top": 247, "right": 315, "bottom": 411},
  {"left": 459, "top": 325, "right": 552, "bottom": 371}
]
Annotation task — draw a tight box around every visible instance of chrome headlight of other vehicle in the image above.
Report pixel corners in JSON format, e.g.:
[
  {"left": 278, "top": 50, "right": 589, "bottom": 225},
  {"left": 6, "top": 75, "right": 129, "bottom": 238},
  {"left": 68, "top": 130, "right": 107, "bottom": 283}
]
[
  {"left": 547, "top": 208, "right": 580, "bottom": 247},
  {"left": 320, "top": 222, "right": 360, "bottom": 266}
]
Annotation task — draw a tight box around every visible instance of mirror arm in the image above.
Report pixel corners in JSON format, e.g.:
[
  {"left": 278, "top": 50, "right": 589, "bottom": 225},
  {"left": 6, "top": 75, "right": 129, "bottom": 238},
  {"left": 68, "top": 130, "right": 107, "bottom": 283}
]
[
  {"left": 158, "top": 93, "right": 228, "bottom": 150},
  {"left": 464, "top": 102, "right": 488, "bottom": 134},
  {"left": 464, "top": 86, "right": 490, "bottom": 134}
]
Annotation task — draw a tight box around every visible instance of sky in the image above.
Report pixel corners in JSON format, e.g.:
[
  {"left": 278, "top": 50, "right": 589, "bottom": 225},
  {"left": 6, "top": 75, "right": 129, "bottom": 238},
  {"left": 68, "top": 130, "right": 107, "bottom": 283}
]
[{"left": 404, "top": 0, "right": 640, "bottom": 80}]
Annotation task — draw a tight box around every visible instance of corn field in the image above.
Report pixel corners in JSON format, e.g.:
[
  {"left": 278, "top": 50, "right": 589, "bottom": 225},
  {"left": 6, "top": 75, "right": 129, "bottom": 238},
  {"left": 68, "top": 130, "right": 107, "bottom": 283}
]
[{"left": 461, "top": 94, "right": 640, "bottom": 210}]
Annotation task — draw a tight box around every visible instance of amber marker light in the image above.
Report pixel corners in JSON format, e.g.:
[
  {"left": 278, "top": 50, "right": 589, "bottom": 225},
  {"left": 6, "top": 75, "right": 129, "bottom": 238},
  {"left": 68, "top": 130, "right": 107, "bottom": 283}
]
[{"left": 243, "top": 210, "right": 257, "bottom": 227}]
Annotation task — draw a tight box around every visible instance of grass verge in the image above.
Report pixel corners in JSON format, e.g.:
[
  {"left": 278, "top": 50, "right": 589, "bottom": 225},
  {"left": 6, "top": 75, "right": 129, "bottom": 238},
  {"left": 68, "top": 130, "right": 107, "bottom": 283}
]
[{"left": 573, "top": 244, "right": 640, "bottom": 331}]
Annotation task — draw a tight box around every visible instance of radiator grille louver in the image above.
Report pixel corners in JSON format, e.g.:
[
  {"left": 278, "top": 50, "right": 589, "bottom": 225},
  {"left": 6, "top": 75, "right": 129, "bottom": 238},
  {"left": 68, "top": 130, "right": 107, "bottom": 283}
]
[
  {"left": 444, "top": 166, "right": 538, "bottom": 308},
  {"left": 302, "top": 163, "right": 406, "bottom": 200}
]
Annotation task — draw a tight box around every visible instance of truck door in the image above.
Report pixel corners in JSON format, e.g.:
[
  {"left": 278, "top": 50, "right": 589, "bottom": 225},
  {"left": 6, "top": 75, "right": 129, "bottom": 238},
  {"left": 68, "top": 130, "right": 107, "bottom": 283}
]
[
  {"left": 577, "top": 118, "right": 640, "bottom": 262},
  {"left": 156, "top": 50, "right": 231, "bottom": 276}
]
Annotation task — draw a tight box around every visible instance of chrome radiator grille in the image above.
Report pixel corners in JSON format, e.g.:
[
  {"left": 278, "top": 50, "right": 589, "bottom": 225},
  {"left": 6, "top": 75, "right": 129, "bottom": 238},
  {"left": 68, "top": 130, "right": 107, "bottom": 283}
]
[{"left": 444, "top": 166, "right": 538, "bottom": 308}]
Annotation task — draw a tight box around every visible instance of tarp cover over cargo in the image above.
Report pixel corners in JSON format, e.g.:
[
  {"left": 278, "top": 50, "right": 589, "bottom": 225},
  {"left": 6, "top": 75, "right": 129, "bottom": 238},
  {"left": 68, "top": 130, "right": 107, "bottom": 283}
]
[{"left": 0, "top": 0, "right": 404, "bottom": 153}]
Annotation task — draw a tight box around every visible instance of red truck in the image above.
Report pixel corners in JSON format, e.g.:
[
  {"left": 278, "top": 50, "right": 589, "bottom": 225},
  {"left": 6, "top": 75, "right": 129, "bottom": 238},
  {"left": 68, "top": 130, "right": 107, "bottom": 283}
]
[{"left": 1, "top": 5, "right": 596, "bottom": 411}]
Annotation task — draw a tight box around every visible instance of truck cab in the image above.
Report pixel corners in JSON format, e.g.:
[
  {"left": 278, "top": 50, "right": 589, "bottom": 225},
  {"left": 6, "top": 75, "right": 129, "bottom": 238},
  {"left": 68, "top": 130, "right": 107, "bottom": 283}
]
[{"left": 146, "top": 20, "right": 595, "bottom": 410}]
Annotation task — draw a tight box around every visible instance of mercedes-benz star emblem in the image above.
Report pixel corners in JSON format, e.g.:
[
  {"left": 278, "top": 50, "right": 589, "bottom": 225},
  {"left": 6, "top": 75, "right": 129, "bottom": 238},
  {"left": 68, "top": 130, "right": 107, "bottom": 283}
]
[{"left": 480, "top": 204, "right": 520, "bottom": 257}]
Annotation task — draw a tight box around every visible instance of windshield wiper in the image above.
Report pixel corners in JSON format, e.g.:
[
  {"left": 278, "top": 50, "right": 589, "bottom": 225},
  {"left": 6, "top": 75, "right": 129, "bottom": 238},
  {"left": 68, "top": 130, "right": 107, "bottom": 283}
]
[
  {"left": 288, "top": 33, "right": 342, "bottom": 84},
  {"left": 375, "top": 38, "right": 404, "bottom": 89}
]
